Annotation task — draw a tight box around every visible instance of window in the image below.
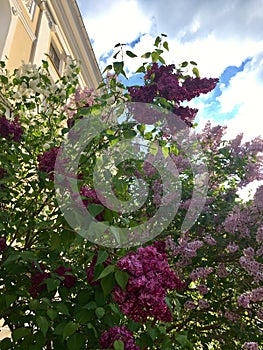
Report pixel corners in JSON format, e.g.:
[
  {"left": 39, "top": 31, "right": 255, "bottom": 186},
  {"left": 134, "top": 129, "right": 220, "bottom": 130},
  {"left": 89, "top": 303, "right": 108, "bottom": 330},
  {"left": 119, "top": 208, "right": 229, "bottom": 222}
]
[{"left": 49, "top": 44, "right": 60, "bottom": 73}]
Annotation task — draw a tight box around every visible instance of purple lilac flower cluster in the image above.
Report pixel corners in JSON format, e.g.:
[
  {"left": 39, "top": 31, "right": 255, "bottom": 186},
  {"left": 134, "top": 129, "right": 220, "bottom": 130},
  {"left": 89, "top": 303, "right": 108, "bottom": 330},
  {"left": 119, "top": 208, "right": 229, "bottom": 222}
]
[
  {"left": 0, "top": 167, "right": 5, "bottom": 179},
  {"left": 29, "top": 264, "right": 50, "bottom": 298},
  {"left": 0, "top": 237, "right": 7, "bottom": 253},
  {"left": 29, "top": 263, "right": 77, "bottom": 297},
  {"left": 0, "top": 116, "right": 23, "bottom": 142},
  {"left": 54, "top": 265, "right": 77, "bottom": 288},
  {"left": 113, "top": 245, "right": 183, "bottom": 322},
  {"left": 37, "top": 147, "right": 59, "bottom": 179},
  {"left": 80, "top": 186, "right": 105, "bottom": 221},
  {"left": 128, "top": 62, "right": 218, "bottom": 126},
  {"left": 100, "top": 325, "right": 139, "bottom": 350}
]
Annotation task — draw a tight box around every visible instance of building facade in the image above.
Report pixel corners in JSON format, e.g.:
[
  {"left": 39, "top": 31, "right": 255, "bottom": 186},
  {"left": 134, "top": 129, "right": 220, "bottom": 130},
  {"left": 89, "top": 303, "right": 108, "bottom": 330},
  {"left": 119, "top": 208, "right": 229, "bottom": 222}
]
[{"left": 0, "top": 0, "right": 101, "bottom": 89}]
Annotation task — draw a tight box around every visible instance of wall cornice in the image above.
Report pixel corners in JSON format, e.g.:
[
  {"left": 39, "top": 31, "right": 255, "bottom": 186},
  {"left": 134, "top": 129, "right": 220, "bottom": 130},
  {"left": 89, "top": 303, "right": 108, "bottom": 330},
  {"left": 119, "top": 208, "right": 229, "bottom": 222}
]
[
  {"left": 48, "top": 0, "right": 102, "bottom": 88},
  {"left": 11, "top": 0, "right": 36, "bottom": 42}
]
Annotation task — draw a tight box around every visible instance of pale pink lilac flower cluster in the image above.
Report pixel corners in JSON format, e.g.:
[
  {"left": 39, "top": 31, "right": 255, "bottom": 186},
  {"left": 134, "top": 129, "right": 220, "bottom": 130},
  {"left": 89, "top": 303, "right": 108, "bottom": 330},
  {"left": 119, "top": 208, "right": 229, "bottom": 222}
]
[
  {"left": 113, "top": 245, "right": 183, "bottom": 322},
  {"left": 64, "top": 86, "right": 95, "bottom": 118},
  {"left": 256, "top": 307, "right": 263, "bottom": 320},
  {"left": 166, "top": 234, "right": 203, "bottom": 259},
  {"left": 100, "top": 325, "right": 139, "bottom": 350},
  {"left": 203, "top": 234, "right": 217, "bottom": 246},
  {"left": 198, "top": 299, "right": 210, "bottom": 309},
  {"left": 226, "top": 242, "right": 239, "bottom": 253},
  {"left": 238, "top": 287, "right": 263, "bottom": 308},
  {"left": 189, "top": 267, "right": 214, "bottom": 281},
  {"left": 198, "top": 284, "right": 209, "bottom": 295},
  {"left": 243, "top": 342, "right": 258, "bottom": 350},
  {"left": 239, "top": 254, "right": 263, "bottom": 282},
  {"left": 142, "top": 161, "right": 157, "bottom": 177},
  {"left": 224, "top": 186, "right": 263, "bottom": 240},
  {"left": 227, "top": 134, "right": 263, "bottom": 187},
  {"left": 152, "top": 178, "right": 162, "bottom": 206},
  {"left": 216, "top": 263, "right": 229, "bottom": 278},
  {"left": 256, "top": 225, "right": 263, "bottom": 243},
  {"left": 184, "top": 300, "right": 196, "bottom": 310},
  {"left": 223, "top": 207, "right": 251, "bottom": 238},
  {"left": 224, "top": 309, "right": 240, "bottom": 323}
]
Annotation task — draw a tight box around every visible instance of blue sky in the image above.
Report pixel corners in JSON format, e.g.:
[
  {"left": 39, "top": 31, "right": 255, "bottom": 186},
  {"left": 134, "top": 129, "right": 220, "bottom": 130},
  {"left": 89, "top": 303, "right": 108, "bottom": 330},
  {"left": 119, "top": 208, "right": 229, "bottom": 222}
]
[{"left": 76, "top": 0, "right": 263, "bottom": 142}]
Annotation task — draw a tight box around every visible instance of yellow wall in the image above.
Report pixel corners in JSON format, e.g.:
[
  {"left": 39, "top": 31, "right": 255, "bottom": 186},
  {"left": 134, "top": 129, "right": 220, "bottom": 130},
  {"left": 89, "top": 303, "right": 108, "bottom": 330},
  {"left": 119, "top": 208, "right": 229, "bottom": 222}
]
[{"left": 7, "top": 19, "right": 33, "bottom": 71}]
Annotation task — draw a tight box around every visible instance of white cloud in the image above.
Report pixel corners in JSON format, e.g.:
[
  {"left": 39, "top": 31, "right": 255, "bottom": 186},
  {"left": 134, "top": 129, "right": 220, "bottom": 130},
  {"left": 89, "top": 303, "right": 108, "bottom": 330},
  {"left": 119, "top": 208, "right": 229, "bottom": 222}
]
[{"left": 217, "top": 53, "right": 263, "bottom": 141}]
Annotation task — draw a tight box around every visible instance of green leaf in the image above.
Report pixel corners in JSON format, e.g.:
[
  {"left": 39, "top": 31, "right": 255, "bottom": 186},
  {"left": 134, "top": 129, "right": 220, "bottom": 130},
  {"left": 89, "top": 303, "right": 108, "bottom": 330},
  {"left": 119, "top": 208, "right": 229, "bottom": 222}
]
[
  {"left": 113, "top": 51, "right": 120, "bottom": 59},
  {"left": 175, "top": 332, "right": 193, "bottom": 349},
  {"left": 144, "top": 131, "right": 153, "bottom": 140},
  {"left": 95, "top": 307, "right": 105, "bottom": 319},
  {"left": 96, "top": 264, "right": 115, "bottom": 280},
  {"left": 83, "top": 301, "right": 97, "bottom": 310},
  {"left": 0, "top": 75, "right": 8, "bottom": 84},
  {"left": 163, "top": 41, "right": 169, "bottom": 51},
  {"left": 62, "top": 321, "right": 78, "bottom": 341},
  {"left": 136, "top": 65, "right": 146, "bottom": 73},
  {"left": 114, "top": 340, "right": 125, "bottom": 350},
  {"left": 76, "top": 309, "right": 92, "bottom": 323},
  {"left": 180, "top": 61, "right": 188, "bottom": 68},
  {"left": 2, "top": 252, "right": 21, "bottom": 266},
  {"left": 151, "top": 51, "right": 159, "bottom": 62},
  {"left": 96, "top": 250, "right": 109, "bottom": 265},
  {"left": 103, "top": 64, "right": 113, "bottom": 73},
  {"left": 36, "top": 316, "right": 49, "bottom": 336},
  {"left": 45, "top": 278, "right": 60, "bottom": 292},
  {"left": 137, "top": 124, "right": 146, "bottom": 133},
  {"left": 158, "top": 56, "right": 166, "bottom": 64},
  {"left": 47, "top": 309, "right": 57, "bottom": 320},
  {"left": 150, "top": 143, "right": 159, "bottom": 156},
  {"left": 190, "top": 60, "right": 197, "bottom": 65},
  {"left": 55, "top": 302, "right": 70, "bottom": 315},
  {"left": 113, "top": 61, "right": 124, "bottom": 75},
  {"left": 115, "top": 270, "right": 129, "bottom": 290},
  {"left": 0, "top": 338, "right": 12, "bottom": 350},
  {"left": 154, "top": 36, "right": 162, "bottom": 47},
  {"left": 162, "top": 146, "right": 170, "bottom": 158},
  {"left": 101, "top": 273, "right": 116, "bottom": 296},
  {"left": 88, "top": 203, "right": 104, "bottom": 217},
  {"left": 126, "top": 50, "right": 137, "bottom": 58},
  {"left": 66, "top": 334, "right": 86, "bottom": 350},
  {"left": 192, "top": 67, "right": 200, "bottom": 78},
  {"left": 5, "top": 295, "right": 16, "bottom": 307},
  {"left": 141, "top": 52, "right": 151, "bottom": 59},
  {"left": 12, "top": 327, "right": 31, "bottom": 342},
  {"left": 123, "top": 129, "right": 137, "bottom": 139}
]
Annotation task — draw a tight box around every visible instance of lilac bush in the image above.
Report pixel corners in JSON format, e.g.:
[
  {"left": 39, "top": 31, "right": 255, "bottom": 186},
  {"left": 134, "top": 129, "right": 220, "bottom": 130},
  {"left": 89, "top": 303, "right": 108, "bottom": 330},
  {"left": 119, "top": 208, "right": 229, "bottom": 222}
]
[{"left": 0, "top": 35, "right": 262, "bottom": 349}]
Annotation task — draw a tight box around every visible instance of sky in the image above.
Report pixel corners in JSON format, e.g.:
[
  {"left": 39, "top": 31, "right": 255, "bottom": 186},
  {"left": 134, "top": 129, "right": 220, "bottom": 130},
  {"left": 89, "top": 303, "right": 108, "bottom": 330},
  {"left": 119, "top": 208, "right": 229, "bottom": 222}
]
[
  {"left": 76, "top": 0, "right": 263, "bottom": 142},
  {"left": 76, "top": 0, "right": 263, "bottom": 197}
]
